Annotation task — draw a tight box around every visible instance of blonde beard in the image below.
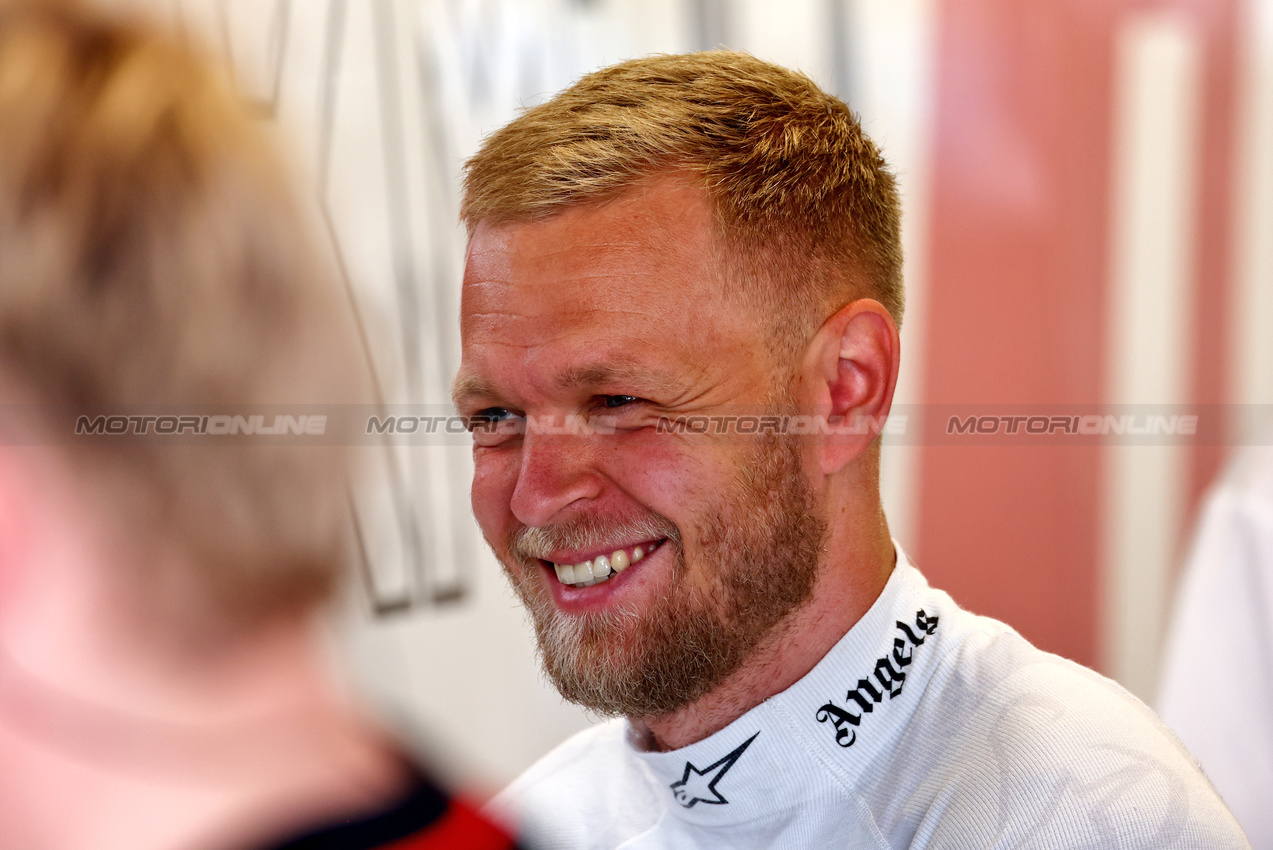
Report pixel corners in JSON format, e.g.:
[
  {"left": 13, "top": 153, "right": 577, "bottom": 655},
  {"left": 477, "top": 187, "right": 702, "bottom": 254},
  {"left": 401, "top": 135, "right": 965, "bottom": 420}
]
[{"left": 502, "top": 434, "right": 827, "bottom": 718}]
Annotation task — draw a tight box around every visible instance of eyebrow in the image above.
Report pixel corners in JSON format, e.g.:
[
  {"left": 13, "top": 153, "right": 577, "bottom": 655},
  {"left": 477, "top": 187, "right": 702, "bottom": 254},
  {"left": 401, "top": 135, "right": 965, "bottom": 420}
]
[
  {"left": 554, "top": 363, "right": 682, "bottom": 397},
  {"left": 451, "top": 374, "right": 497, "bottom": 409},
  {"left": 451, "top": 363, "right": 684, "bottom": 409}
]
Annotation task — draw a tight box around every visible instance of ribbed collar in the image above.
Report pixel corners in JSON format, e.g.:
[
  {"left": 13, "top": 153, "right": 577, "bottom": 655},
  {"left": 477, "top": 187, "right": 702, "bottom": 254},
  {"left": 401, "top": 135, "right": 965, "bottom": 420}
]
[{"left": 626, "top": 545, "right": 952, "bottom": 829}]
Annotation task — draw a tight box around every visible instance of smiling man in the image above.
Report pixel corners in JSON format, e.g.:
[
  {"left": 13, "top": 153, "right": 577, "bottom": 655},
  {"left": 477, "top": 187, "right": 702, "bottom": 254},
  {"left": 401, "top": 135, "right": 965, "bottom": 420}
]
[{"left": 454, "top": 52, "right": 1248, "bottom": 849}]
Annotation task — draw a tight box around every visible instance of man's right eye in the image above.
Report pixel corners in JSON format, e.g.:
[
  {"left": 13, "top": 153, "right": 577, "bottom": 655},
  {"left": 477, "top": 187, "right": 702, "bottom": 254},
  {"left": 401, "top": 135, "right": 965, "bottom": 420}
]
[
  {"left": 469, "top": 407, "right": 518, "bottom": 427},
  {"left": 467, "top": 408, "right": 525, "bottom": 446}
]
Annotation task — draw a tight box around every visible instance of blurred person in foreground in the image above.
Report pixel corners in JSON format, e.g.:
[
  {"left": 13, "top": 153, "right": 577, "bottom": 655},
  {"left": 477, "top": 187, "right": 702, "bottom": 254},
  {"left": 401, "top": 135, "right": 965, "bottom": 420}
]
[
  {"left": 1158, "top": 442, "right": 1273, "bottom": 848},
  {"left": 453, "top": 51, "right": 1249, "bottom": 848},
  {"left": 0, "top": 2, "right": 519, "bottom": 848}
]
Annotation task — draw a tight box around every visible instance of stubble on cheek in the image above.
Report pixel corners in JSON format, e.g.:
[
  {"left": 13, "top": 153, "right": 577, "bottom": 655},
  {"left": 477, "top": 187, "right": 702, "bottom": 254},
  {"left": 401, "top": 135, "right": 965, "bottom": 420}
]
[
  {"left": 487, "top": 433, "right": 828, "bottom": 719},
  {"left": 493, "top": 514, "right": 712, "bottom": 717}
]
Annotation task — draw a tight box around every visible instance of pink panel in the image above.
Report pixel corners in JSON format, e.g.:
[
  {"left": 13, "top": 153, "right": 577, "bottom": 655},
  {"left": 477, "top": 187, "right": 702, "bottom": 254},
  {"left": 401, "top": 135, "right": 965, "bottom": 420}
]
[
  {"left": 917, "top": 0, "right": 1239, "bottom": 670},
  {"left": 916, "top": 0, "right": 1121, "bottom": 669}
]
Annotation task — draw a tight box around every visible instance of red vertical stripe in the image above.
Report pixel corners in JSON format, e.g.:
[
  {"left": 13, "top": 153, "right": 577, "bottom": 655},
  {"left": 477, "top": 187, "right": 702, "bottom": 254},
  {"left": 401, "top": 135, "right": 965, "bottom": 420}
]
[{"left": 916, "top": 0, "right": 1122, "bottom": 669}]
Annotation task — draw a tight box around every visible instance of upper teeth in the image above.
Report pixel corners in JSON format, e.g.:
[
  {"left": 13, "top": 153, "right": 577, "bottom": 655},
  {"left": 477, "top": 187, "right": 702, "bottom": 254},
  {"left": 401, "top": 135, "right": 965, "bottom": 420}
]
[{"left": 553, "top": 543, "right": 651, "bottom": 588}]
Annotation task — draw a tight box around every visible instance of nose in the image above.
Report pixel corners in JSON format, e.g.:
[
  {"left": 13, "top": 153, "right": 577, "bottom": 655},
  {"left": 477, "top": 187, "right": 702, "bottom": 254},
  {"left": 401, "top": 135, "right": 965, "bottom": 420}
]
[{"left": 508, "top": 430, "right": 604, "bottom": 527}]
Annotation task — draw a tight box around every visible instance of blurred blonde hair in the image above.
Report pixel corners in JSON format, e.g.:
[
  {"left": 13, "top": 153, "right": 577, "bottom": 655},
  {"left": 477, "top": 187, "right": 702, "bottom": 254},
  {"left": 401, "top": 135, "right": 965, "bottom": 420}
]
[
  {"left": 462, "top": 51, "right": 903, "bottom": 357},
  {"left": 0, "top": 0, "right": 365, "bottom": 635}
]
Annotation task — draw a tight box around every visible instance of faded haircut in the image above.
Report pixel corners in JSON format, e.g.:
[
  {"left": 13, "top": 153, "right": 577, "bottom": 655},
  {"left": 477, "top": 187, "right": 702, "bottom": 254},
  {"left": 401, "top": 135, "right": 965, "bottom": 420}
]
[
  {"left": 461, "top": 50, "right": 903, "bottom": 360},
  {"left": 0, "top": 0, "right": 366, "bottom": 634}
]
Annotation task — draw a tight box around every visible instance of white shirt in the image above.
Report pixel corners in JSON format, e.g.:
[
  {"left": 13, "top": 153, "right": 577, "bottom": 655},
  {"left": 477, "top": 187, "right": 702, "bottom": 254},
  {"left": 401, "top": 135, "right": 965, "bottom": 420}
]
[
  {"left": 494, "top": 548, "right": 1248, "bottom": 849},
  {"left": 1159, "top": 445, "right": 1273, "bottom": 849}
]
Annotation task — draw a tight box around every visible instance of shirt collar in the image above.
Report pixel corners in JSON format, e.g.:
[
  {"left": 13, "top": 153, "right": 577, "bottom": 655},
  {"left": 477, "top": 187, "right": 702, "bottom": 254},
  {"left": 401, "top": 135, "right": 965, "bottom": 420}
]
[{"left": 627, "top": 545, "right": 948, "bottom": 826}]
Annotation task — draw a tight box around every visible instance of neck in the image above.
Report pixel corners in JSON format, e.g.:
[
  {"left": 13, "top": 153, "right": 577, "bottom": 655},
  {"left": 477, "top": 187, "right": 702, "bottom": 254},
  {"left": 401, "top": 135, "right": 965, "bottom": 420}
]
[
  {"left": 634, "top": 511, "right": 895, "bottom": 752},
  {"left": 0, "top": 611, "right": 404, "bottom": 850}
]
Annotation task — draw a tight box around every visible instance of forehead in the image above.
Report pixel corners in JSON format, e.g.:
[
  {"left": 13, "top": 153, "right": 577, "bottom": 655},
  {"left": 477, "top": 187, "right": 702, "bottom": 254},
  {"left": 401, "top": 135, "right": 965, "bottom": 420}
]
[
  {"left": 463, "top": 179, "right": 719, "bottom": 326},
  {"left": 457, "top": 178, "right": 762, "bottom": 399}
]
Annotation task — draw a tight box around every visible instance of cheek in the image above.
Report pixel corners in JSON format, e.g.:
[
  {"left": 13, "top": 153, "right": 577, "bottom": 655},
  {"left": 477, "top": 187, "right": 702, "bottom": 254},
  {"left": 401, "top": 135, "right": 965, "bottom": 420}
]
[
  {"left": 470, "top": 448, "right": 519, "bottom": 540},
  {"left": 600, "top": 434, "right": 737, "bottom": 527}
]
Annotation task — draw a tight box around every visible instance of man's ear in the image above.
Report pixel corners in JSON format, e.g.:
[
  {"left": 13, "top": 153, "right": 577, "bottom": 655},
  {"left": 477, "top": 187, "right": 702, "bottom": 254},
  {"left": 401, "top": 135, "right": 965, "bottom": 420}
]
[{"left": 802, "top": 299, "right": 901, "bottom": 475}]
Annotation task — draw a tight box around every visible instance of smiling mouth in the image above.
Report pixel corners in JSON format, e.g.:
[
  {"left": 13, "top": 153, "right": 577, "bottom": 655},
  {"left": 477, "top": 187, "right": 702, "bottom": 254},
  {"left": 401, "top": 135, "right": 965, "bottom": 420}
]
[{"left": 548, "top": 539, "right": 667, "bottom": 589}]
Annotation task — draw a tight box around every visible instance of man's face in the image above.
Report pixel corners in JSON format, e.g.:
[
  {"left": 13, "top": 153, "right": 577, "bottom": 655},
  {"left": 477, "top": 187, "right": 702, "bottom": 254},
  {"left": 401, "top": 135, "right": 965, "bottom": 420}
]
[{"left": 455, "top": 178, "right": 827, "bottom": 717}]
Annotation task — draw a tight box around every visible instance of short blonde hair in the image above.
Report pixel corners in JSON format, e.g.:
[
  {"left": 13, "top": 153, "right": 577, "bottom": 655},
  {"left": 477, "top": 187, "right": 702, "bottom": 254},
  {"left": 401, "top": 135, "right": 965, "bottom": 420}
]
[
  {"left": 0, "top": 0, "right": 364, "bottom": 633},
  {"left": 462, "top": 51, "right": 903, "bottom": 354}
]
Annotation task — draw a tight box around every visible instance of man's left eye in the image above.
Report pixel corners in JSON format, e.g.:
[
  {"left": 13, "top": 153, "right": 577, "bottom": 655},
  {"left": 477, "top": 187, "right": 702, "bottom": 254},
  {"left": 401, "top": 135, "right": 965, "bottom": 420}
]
[{"left": 602, "top": 395, "right": 639, "bottom": 409}]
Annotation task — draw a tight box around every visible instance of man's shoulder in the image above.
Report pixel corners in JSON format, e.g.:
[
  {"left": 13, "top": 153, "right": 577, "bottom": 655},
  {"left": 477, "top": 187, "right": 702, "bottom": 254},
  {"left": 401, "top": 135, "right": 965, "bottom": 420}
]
[
  {"left": 885, "top": 610, "right": 1249, "bottom": 847},
  {"left": 906, "top": 574, "right": 1202, "bottom": 750}
]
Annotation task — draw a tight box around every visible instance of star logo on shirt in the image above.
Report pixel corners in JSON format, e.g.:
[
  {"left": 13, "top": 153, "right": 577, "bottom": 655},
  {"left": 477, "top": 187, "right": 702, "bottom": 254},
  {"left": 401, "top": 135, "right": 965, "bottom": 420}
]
[{"left": 670, "top": 732, "right": 759, "bottom": 808}]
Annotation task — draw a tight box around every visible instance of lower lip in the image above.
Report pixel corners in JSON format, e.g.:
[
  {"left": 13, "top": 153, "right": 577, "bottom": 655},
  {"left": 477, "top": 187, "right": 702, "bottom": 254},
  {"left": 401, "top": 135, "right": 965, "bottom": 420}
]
[{"left": 543, "top": 541, "right": 669, "bottom": 611}]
